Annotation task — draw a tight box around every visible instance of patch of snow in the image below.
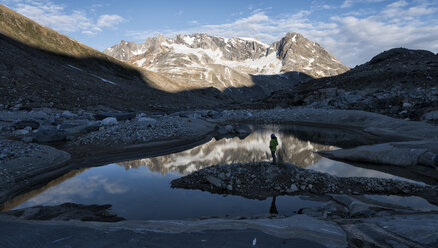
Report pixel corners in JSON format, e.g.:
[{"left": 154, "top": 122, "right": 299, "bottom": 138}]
[
  {"left": 68, "top": 64, "right": 117, "bottom": 85},
  {"left": 67, "top": 64, "right": 83, "bottom": 71},
  {"left": 183, "top": 36, "right": 195, "bottom": 45},
  {"left": 134, "top": 58, "right": 147, "bottom": 66},
  {"left": 90, "top": 74, "right": 118, "bottom": 85},
  {"left": 238, "top": 37, "right": 268, "bottom": 47},
  {"left": 291, "top": 34, "right": 297, "bottom": 42},
  {"left": 132, "top": 49, "right": 146, "bottom": 55},
  {"left": 214, "top": 52, "right": 282, "bottom": 75}
]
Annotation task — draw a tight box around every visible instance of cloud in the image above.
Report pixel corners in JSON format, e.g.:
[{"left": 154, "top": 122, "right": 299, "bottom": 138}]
[
  {"left": 97, "top": 14, "right": 125, "bottom": 28},
  {"left": 126, "top": 1, "right": 438, "bottom": 67},
  {"left": 7, "top": 0, "right": 125, "bottom": 35},
  {"left": 341, "top": 0, "right": 353, "bottom": 8}
]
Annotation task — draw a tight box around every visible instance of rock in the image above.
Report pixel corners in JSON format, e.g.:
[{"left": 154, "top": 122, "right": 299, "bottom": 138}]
[
  {"left": 319, "top": 141, "right": 438, "bottom": 168},
  {"left": 101, "top": 117, "right": 118, "bottom": 126},
  {"left": 215, "top": 125, "right": 228, "bottom": 135},
  {"left": 12, "top": 103, "right": 22, "bottom": 111},
  {"left": 61, "top": 111, "right": 77, "bottom": 119},
  {"left": 59, "top": 121, "right": 100, "bottom": 135},
  {"left": 422, "top": 110, "right": 438, "bottom": 124},
  {"left": 95, "top": 112, "right": 136, "bottom": 121},
  {"left": 225, "top": 125, "right": 234, "bottom": 133},
  {"left": 138, "top": 117, "right": 157, "bottom": 125},
  {"left": 15, "top": 129, "right": 29, "bottom": 135},
  {"left": 14, "top": 120, "right": 40, "bottom": 130},
  {"left": 288, "top": 184, "right": 298, "bottom": 192},
  {"left": 402, "top": 102, "right": 412, "bottom": 108},
  {"left": 34, "top": 128, "right": 66, "bottom": 142},
  {"left": 22, "top": 137, "right": 33, "bottom": 142},
  {"left": 235, "top": 124, "right": 251, "bottom": 135},
  {"left": 364, "top": 214, "right": 438, "bottom": 246},
  {"left": 206, "top": 176, "right": 223, "bottom": 188}
]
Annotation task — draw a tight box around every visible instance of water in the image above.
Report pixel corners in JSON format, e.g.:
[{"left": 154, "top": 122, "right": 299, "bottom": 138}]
[{"left": 3, "top": 125, "right": 436, "bottom": 219}]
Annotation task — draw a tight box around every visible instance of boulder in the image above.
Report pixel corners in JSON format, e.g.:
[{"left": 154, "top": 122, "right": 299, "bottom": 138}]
[
  {"left": 58, "top": 120, "right": 100, "bottom": 135},
  {"left": 235, "top": 124, "right": 251, "bottom": 135},
  {"left": 94, "top": 112, "right": 135, "bottom": 121},
  {"left": 206, "top": 176, "right": 223, "bottom": 188},
  {"left": 422, "top": 110, "right": 438, "bottom": 124},
  {"left": 15, "top": 129, "right": 29, "bottom": 136},
  {"left": 225, "top": 124, "right": 234, "bottom": 133},
  {"left": 138, "top": 117, "right": 157, "bottom": 125},
  {"left": 61, "top": 111, "right": 78, "bottom": 119},
  {"left": 101, "top": 117, "right": 118, "bottom": 126}
]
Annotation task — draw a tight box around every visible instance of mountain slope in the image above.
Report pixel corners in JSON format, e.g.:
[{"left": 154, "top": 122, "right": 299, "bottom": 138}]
[
  {"left": 104, "top": 33, "right": 349, "bottom": 94},
  {"left": 0, "top": 4, "right": 225, "bottom": 111},
  {"left": 263, "top": 48, "right": 438, "bottom": 120}
]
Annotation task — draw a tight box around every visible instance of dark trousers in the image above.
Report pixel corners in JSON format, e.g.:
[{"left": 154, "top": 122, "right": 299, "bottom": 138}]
[{"left": 271, "top": 150, "right": 276, "bottom": 164}]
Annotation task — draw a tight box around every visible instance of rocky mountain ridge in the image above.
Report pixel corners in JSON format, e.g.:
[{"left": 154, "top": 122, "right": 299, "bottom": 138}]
[
  {"left": 104, "top": 33, "right": 349, "bottom": 93},
  {"left": 263, "top": 48, "right": 438, "bottom": 121}
]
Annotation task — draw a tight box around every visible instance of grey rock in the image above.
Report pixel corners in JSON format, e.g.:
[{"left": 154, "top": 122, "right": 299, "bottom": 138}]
[
  {"left": 138, "top": 117, "right": 157, "bottom": 125},
  {"left": 224, "top": 125, "right": 234, "bottom": 133},
  {"left": 15, "top": 129, "right": 29, "bottom": 135},
  {"left": 34, "top": 128, "right": 66, "bottom": 142},
  {"left": 59, "top": 120, "right": 100, "bottom": 135},
  {"left": 22, "top": 136, "right": 33, "bottom": 142},
  {"left": 95, "top": 112, "right": 135, "bottom": 121},
  {"left": 61, "top": 111, "right": 77, "bottom": 119},
  {"left": 289, "top": 184, "right": 298, "bottom": 192},
  {"left": 101, "top": 117, "right": 118, "bottom": 126},
  {"left": 14, "top": 120, "right": 40, "bottom": 130},
  {"left": 206, "top": 176, "right": 223, "bottom": 188}
]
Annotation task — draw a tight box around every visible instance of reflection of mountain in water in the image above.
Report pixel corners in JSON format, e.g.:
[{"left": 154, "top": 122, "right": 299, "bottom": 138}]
[{"left": 119, "top": 128, "right": 336, "bottom": 175}]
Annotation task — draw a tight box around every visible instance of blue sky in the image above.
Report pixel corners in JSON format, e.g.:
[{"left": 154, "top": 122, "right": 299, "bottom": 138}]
[{"left": 1, "top": 0, "right": 437, "bottom": 67}]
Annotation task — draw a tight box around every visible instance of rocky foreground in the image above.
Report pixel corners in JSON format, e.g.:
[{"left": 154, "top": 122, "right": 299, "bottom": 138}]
[
  {"left": 171, "top": 162, "right": 438, "bottom": 203},
  {"left": 1, "top": 107, "right": 438, "bottom": 247},
  {"left": 2, "top": 106, "right": 438, "bottom": 205}
]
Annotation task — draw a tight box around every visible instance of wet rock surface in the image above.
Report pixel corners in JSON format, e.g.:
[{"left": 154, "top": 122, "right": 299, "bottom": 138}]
[
  {"left": 319, "top": 140, "right": 438, "bottom": 168},
  {"left": 171, "top": 162, "right": 438, "bottom": 203},
  {"left": 1, "top": 203, "right": 125, "bottom": 222}
]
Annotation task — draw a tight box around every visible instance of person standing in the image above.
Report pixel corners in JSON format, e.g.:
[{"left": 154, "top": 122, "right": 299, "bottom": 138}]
[{"left": 269, "top": 133, "right": 278, "bottom": 164}]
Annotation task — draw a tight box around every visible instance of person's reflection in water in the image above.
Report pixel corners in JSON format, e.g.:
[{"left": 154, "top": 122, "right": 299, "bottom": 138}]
[{"left": 269, "top": 196, "right": 278, "bottom": 215}]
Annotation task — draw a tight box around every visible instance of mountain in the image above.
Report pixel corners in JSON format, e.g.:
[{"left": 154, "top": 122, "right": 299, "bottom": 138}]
[
  {"left": 263, "top": 48, "right": 438, "bottom": 120},
  {"left": 0, "top": 4, "right": 223, "bottom": 111},
  {"left": 104, "top": 33, "right": 349, "bottom": 94}
]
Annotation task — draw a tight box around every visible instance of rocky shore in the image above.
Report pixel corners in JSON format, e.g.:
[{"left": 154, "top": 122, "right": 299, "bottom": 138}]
[
  {"left": 1, "top": 106, "right": 438, "bottom": 247},
  {"left": 171, "top": 162, "right": 437, "bottom": 203}
]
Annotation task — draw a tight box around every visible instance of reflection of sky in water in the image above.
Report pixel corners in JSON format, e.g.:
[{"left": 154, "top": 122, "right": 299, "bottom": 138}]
[
  {"left": 9, "top": 125, "right": 435, "bottom": 219},
  {"left": 15, "top": 164, "right": 326, "bottom": 220}
]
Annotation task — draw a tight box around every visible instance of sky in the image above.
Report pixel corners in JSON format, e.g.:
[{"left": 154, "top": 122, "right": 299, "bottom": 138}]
[{"left": 1, "top": 0, "right": 437, "bottom": 67}]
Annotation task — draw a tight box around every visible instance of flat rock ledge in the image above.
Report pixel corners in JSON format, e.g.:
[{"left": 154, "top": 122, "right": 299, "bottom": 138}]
[
  {"left": 318, "top": 140, "right": 438, "bottom": 168},
  {"left": 171, "top": 162, "right": 438, "bottom": 204},
  {"left": 0, "top": 139, "right": 71, "bottom": 204}
]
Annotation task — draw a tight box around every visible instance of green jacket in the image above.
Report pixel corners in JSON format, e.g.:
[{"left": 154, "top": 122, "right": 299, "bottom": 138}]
[{"left": 269, "top": 138, "right": 278, "bottom": 152}]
